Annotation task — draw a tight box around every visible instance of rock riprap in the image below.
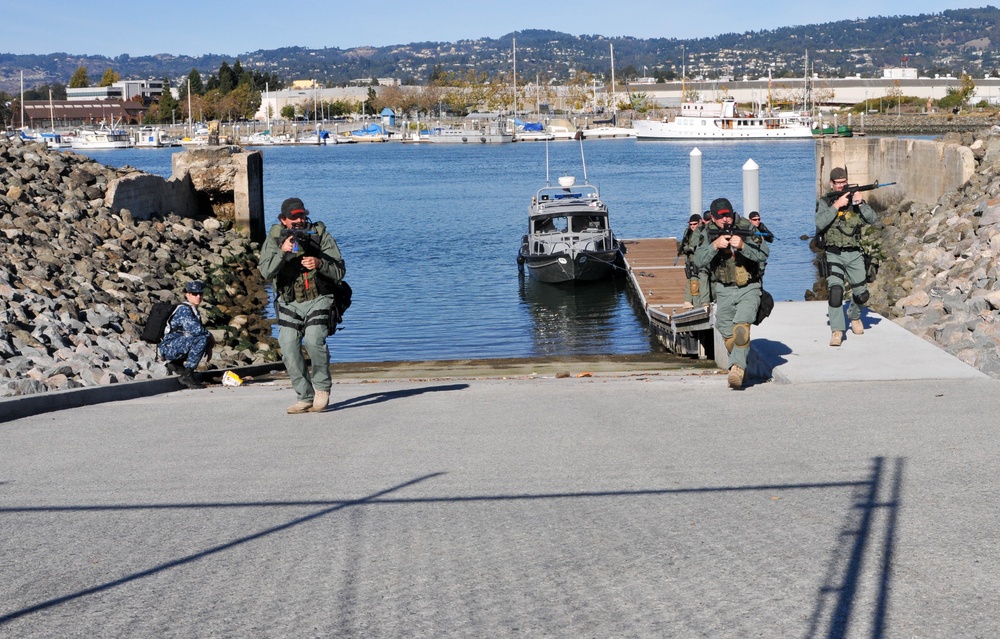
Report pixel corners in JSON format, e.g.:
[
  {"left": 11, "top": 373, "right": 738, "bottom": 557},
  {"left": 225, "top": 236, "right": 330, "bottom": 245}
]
[{"left": 0, "top": 134, "right": 278, "bottom": 397}]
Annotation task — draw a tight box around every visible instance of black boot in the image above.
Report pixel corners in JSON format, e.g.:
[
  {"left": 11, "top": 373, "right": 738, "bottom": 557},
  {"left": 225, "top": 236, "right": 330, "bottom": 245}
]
[
  {"left": 166, "top": 360, "right": 184, "bottom": 375},
  {"left": 178, "top": 368, "right": 205, "bottom": 390}
]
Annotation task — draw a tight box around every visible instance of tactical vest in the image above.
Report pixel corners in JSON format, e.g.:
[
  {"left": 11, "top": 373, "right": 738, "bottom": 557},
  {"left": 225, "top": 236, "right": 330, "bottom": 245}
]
[
  {"left": 268, "top": 221, "right": 339, "bottom": 304},
  {"left": 709, "top": 219, "right": 762, "bottom": 286},
  {"left": 823, "top": 209, "right": 865, "bottom": 249}
]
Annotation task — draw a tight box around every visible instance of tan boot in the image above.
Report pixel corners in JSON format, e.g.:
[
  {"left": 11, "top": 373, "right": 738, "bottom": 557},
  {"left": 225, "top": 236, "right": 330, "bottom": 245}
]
[
  {"left": 727, "top": 364, "right": 745, "bottom": 389},
  {"left": 286, "top": 400, "right": 313, "bottom": 415},
  {"left": 310, "top": 390, "right": 330, "bottom": 413},
  {"left": 850, "top": 319, "right": 864, "bottom": 335},
  {"left": 830, "top": 331, "right": 843, "bottom": 347}
]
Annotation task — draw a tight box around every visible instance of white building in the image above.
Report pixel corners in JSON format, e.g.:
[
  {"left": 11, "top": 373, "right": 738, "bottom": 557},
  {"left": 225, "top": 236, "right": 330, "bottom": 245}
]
[
  {"left": 67, "top": 79, "right": 164, "bottom": 104},
  {"left": 883, "top": 67, "right": 919, "bottom": 80}
]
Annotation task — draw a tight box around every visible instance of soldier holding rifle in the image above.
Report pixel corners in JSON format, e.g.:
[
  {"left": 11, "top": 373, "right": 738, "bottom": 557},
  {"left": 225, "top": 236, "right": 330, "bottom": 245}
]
[
  {"left": 259, "top": 197, "right": 347, "bottom": 414},
  {"left": 679, "top": 213, "right": 705, "bottom": 309},
  {"left": 693, "top": 198, "right": 769, "bottom": 389},
  {"left": 815, "top": 167, "right": 879, "bottom": 347}
]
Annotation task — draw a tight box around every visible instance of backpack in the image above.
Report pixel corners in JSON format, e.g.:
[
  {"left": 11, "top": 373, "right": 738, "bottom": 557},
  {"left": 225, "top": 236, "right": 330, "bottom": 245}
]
[
  {"left": 140, "top": 302, "right": 178, "bottom": 343},
  {"left": 329, "top": 280, "right": 353, "bottom": 330},
  {"left": 754, "top": 289, "right": 774, "bottom": 326}
]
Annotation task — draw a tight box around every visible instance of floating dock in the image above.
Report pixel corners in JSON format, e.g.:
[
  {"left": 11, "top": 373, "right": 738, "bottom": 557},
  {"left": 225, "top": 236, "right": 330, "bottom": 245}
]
[{"left": 620, "top": 238, "right": 718, "bottom": 360}]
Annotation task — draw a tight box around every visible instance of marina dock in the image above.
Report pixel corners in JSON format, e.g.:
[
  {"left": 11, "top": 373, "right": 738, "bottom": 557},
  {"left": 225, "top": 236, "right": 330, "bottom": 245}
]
[{"left": 620, "top": 237, "right": 716, "bottom": 360}]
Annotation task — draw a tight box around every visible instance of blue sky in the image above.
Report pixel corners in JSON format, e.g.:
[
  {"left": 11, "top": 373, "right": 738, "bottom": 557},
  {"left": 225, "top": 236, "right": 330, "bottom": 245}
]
[{"left": 2, "top": 1, "right": 991, "bottom": 57}]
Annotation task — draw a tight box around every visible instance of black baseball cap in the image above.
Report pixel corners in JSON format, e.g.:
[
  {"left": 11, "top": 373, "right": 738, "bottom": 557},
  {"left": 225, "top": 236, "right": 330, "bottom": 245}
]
[
  {"left": 280, "top": 197, "right": 308, "bottom": 218},
  {"left": 710, "top": 198, "right": 735, "bottom": 218}
]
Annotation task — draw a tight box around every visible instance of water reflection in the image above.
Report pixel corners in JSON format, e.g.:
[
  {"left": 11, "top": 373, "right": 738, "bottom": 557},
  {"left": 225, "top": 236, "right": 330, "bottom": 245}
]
[{"left": 518, "top": 274, "right": 637, "bottom": 356}]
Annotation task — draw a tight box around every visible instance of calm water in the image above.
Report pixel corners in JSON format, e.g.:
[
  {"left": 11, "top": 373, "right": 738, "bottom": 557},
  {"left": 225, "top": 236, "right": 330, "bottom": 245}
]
[{"left": 85, "top": 139, "right": 817, "bottom": 362}]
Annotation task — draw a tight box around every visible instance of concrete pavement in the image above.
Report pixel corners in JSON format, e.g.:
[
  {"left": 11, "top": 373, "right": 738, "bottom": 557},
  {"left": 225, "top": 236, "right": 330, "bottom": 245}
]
[
  {"left": 2, "top": 368, "right": 999, "bottom": 637},
  {"left": 748, "top": 301, "right": 988, "bottom": 384}
]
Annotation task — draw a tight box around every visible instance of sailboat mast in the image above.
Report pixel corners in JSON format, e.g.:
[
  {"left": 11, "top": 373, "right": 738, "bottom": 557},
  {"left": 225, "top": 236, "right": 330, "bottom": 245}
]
[
  {"left": 803, "top": 50, "right": 809, "bottom": 114},
  {"left": 513, "top": 37, "right": 517, "bottom": 120},
  {"left": 681, "top": 45, "right": 686, "bottom": 104},
  {"left": 610, "top": 43, "right": 616, "bottom": 111},
  {"left": 49, "top": 89, "right": 55, "bottom": 132},
  {"left": 536, "top": 74, "right": 540, "bottom": 118}
]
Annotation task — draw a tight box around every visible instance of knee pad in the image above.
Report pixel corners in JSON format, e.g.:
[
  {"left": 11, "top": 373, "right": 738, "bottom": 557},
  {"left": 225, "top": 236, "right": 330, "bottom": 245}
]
[
  {"left": 829, "top": 285, "right": 844, "bottom": 308},
  {"left": 724, "top": 335, "right": 736, "bottom": 353},
  {"left": 853, "top": 289, "right": 870, "bottom": 305},
  {"left": 733, "top": 323, "right": 751, "bottom": 348}
]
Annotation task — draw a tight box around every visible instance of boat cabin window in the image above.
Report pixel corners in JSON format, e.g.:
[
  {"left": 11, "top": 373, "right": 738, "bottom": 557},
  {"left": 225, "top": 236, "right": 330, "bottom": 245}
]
[
  {"left": 534, "top": 216, "right": 567, "bottom": 233},
  {"left": 571, "top": 215, "right": 606, "bottom": 232}
]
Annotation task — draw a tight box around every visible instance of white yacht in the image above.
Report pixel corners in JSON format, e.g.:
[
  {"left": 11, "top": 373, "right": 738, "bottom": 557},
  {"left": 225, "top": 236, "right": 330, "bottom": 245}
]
[
  {"left": 633, "top": 99, "right": 814, "bottom": 140},
  {"left": 71, "top": 127, "right": 133, "bottom": 150}
]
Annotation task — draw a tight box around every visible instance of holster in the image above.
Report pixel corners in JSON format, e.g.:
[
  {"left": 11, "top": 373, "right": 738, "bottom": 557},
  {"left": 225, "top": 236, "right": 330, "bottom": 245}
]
[{"left": 817, "top": 252, "right": 831, "bottom": 278}]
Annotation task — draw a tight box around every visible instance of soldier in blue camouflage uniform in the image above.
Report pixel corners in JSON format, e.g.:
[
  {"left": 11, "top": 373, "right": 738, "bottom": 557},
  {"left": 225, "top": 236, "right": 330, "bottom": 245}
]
[
  {"left": 158, "top": 280, "right": 212, "bottom": 389},
  {"left": 259, "top": 197, "right": 346, "bottom": 414}
]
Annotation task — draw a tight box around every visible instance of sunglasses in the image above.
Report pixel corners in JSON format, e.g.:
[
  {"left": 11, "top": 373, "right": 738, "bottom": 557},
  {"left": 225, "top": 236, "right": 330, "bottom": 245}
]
[
  {"left": 188, "top": 291, "right": 203, "bottom": 296},
  {"left": 286, "top": 212, "right": 307, "bottom": 220}
]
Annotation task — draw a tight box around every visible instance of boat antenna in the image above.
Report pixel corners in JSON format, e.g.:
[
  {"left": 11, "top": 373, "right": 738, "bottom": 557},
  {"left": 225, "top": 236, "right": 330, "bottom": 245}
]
[
  {"left": 545, "top": 140, "right": 550, "bottom": 186},
  {"left": 578, "top": 136, "right": 589, "bottom": 184}
]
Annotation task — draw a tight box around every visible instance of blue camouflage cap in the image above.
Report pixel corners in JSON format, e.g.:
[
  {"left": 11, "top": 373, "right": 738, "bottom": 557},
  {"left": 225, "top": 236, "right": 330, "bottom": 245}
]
[{"left": 185, "top": 280, "right": 205, "bottom": 294}]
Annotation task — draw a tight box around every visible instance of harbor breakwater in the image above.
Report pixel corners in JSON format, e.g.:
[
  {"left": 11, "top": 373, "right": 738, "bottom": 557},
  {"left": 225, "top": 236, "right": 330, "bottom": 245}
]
[
  {"left": 0, "top": 135, "right": 277, "bottom": 397},
  {"left": 856, "top": 112, "right": 1000, "bottom": 135}
]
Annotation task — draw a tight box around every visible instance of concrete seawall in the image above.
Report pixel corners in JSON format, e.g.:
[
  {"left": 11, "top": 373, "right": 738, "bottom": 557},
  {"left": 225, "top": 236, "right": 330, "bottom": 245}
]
[
  {"left": 104, "top": 147, "right": 265, "bottom": 242},
  {"left": 816, "top": 137, "right": 977, "bottom": 209}
]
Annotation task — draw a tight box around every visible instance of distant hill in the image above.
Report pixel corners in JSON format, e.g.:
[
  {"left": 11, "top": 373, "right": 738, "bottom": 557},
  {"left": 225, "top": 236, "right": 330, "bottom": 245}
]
[{"left": 2, "top": 7, "right": 1000, "bottom": 94}]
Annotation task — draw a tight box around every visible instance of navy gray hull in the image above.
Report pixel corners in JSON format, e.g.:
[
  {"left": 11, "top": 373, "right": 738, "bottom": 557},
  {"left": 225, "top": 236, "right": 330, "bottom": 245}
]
[{"left": 520, "top": 248, "right": 620, "bottom": 283}]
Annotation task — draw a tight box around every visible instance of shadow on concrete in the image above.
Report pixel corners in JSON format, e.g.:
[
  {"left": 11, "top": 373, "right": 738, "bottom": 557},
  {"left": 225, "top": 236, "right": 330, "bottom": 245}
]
[
  {"left": 828, "top": 305, "right": 884, "bottom": 333},
  {"left": 325, "top": 383, "right": 470, "bottom": 412},
  {"left": 1, "top": 459, "right": 901, "bottom": 634},
  {"left": 747, "top": 338, "right": 792, "bottom": 385},
  {"left": 0, "top": 472, "right": 445, "bottom": 625},
  {"left": 0, "top": 362, "right": 285, "bottom": 424},
  {"left": 804, "top": 456, "right": 904, "bottom": 639}
]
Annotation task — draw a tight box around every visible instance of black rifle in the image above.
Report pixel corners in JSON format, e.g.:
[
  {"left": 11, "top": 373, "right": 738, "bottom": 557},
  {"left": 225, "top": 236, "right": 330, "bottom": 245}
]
[
  {"left": 821, "top": 180, "right": 897, "bottom": 205},
  {"left": 705, "top": 224, "right": 769, "bottom": 242},
  {"left": 279, "top": 227, "right": 317, "bottom": 254}
]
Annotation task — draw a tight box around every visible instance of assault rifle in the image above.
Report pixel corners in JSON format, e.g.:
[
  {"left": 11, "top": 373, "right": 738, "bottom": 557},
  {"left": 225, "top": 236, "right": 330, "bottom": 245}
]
[
  {"left": 705, "top": 223, "right": 769, "bottom": 243},
  {"left": 279, "top": 227, "right": 317, "bottom": 254},
  {"left": 821, "top": 180, "right": 897, "bottom": 205}
]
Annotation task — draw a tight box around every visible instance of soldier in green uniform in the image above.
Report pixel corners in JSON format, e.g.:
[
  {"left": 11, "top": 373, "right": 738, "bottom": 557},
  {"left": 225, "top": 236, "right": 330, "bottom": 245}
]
[
  {"left": 694, "top": 198, "right": 769, "bottom": 389},
  {"left": 259, "top": 197, "right": 347, "bottom": 414},
  {"left": 679, "top": 213, "right": 703, "bottom": 308},
  {"left": 815, "top": 167, "right": 878, "bottom": 347}
]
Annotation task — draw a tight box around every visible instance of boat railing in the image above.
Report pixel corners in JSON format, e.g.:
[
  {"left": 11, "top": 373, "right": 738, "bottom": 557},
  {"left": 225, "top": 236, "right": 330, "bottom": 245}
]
[{"left": 534, "top": 184, "right": 600, "bottom": 204}]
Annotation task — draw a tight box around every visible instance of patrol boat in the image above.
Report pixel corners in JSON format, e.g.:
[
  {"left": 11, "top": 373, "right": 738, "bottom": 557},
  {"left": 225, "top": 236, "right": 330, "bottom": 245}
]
[{"left": 517, "top": 143, "right": 623, "bottom": 283}]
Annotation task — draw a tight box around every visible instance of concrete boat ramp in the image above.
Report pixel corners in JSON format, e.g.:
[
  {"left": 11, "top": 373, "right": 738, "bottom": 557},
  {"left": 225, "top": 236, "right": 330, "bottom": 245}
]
[
  {"left": 746, "top": 301, "right": 987, "bottom": 384},
  {"left": 620, "top": 237, "right": 987, "bottom": 384}
]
